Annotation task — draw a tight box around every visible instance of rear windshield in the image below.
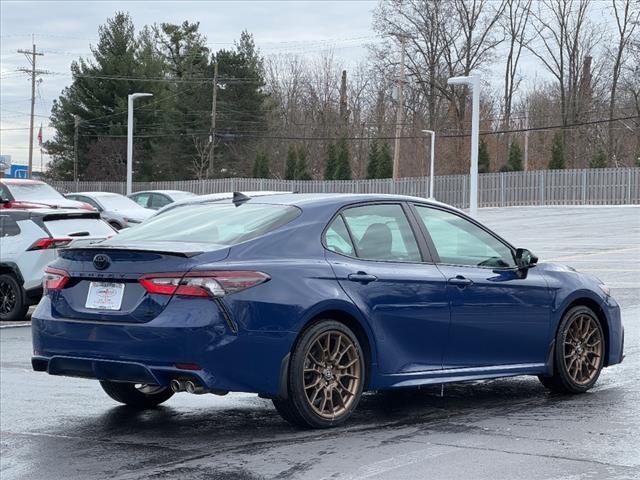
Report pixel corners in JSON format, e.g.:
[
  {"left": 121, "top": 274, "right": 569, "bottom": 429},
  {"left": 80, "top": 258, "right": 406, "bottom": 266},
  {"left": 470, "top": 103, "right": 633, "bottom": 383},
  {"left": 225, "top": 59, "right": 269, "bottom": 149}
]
[
  {"left": 109, "top": 203, "right": 300, "bottom": 245},
  {"left": 7, "top": 182, "right": 64, "bottom": 201},
  {"left": 45, "top": 218, "right": 115, "bottom": 237}
]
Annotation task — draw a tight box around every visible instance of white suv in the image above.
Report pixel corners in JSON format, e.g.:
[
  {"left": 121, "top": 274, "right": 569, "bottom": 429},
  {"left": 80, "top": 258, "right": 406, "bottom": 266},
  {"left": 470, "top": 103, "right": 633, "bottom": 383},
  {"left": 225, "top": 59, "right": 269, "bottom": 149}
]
[{"left": 0, "top": 209, "right": 116, "bottom": 321}]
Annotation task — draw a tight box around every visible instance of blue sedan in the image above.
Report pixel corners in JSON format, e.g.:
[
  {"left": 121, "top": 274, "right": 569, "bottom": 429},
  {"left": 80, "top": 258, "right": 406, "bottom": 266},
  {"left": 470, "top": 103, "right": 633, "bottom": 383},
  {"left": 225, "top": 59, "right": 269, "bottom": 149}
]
[{"left": 31, "top": 193, "right": 624, "bottom": 428}]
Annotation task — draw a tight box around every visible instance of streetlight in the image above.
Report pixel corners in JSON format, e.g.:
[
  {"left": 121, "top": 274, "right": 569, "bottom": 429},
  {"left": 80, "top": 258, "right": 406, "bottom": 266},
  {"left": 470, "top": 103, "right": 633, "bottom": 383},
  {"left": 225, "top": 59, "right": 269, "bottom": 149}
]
[
  {"left": 447, "top": 75, "right": 480, "bottom": 217},
  {"left": 422, "top": 130, "right": 435, "bottom": 199},
  {"left": 127, "top": 92, "right": 153, "bottom": 195}
]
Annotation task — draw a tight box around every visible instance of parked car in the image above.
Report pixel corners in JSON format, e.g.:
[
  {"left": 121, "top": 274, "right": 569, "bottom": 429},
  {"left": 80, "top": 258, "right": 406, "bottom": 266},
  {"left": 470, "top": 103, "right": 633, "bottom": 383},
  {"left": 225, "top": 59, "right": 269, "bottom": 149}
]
[
  {"left": 128, "top": 190, "right": 196, "bottom": 210},
  {"left": 31, "top": 193, "right": 623, "bottom": 428},
  {"left": 65, "top": 192, "right": 154, "bottom": 230},
  {"left": 0, "top": 179, "right": 94, "bottom": 210},
  {"left": 0, "top": 208, "right": 116, "bottom": 321}
]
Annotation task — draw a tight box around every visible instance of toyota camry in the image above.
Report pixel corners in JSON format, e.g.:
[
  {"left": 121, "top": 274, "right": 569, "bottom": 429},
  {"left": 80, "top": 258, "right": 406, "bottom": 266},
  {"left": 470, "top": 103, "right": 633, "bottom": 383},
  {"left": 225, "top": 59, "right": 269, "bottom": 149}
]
[{"left": 31, "top": 193, "right": 624, "bottom": 428}]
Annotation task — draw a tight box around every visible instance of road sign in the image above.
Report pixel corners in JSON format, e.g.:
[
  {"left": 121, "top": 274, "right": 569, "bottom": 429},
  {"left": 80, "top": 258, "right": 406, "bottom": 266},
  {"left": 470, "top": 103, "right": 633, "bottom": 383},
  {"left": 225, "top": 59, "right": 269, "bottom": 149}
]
[{"left": 6, "top": 165, "right": 29, "bottom": 179}]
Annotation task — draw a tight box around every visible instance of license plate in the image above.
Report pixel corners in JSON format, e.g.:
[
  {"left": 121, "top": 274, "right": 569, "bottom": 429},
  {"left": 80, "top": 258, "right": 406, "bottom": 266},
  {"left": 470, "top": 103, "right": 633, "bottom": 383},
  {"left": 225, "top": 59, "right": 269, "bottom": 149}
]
[{"left": 85, "top": 282, "right": 125, "bottom": 310}]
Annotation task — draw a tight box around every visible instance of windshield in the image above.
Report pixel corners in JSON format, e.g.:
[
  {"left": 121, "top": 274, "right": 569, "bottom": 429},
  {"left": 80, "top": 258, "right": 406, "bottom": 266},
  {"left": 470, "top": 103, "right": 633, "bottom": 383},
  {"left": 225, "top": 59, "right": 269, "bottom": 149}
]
[
  {"left": 94, "top": 194, "right": 144, "bottom": 211},
  {"left": 108, "top": 203, "right": 300, "bottom": 245},
  {"left": 7, "top": 182, "right": 64, "bottom": 201}
]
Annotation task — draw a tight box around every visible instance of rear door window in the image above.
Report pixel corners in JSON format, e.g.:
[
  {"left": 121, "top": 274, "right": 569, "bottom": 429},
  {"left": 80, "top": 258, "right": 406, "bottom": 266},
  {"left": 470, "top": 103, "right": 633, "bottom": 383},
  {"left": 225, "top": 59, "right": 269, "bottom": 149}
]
[
  {"left": 0, "top": 215, "right": 21, "bottom": 237},
  {"left": 340, "top": 204, "right": 421, "bottom": 262},
  {"left": 151, "top": 194, "right": 171, "bottom": 209},
  {"left": 131, "top": 193, "right": 150, "bottom": 208},
  {"left": 324, "top": 215, "right": 355, "bottom": 256}
]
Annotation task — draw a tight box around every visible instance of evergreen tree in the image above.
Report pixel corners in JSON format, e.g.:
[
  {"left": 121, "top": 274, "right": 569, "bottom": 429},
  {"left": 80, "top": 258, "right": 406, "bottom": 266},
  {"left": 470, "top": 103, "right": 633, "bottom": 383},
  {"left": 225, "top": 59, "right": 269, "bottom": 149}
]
[
  {"left": 478, "top": 138, "right": 490, "bottom": 173},
  {"left": 377, "top": 142, "right": 393, "bottom": 178},
  {"left": 285, "top": 145, "right": 297, "bottom": 180},
  {"left": 589, "top": 148, "right": 607, "bottom": 168},
  {"left": 507, "top": 141, "right": 523, "bottom": 171},
  {"left": 296, "top": 147, "right": 312, "bottom": 180},
  {"left": 549, "top": 132, "right": 565, "bottom": 169},
  {"left": 252, "top": 150, "right": 270, "bottom": 177},
  {"left": 366, "top": 140, "right": 380, "bottom": 179},
  {"left": 324, "top": 143, "right": 337, "bottom": 180},
  {"left": 334, "top": 137, "right": 352, "bottom": 180}
]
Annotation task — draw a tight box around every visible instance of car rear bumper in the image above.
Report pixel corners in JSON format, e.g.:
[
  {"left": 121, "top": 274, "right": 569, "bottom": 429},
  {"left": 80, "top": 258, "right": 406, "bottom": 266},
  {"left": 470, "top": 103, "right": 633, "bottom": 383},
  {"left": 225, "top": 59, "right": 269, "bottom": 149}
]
[{"left": 31, "top": 297, "right": 296, "bottom": 396}]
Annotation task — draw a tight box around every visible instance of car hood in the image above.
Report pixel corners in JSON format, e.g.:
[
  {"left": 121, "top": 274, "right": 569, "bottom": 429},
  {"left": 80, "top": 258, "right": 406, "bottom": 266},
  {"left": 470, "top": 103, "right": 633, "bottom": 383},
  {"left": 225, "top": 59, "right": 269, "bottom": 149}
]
[{"left": 106, "top": 208, "right": 154, "bottom": 221}]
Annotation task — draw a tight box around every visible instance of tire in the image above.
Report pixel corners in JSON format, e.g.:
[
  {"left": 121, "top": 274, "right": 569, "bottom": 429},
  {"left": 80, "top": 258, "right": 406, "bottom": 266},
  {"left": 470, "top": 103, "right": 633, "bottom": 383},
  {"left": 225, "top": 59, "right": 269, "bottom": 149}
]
[
  {"left": 273, "top": 320, "right": 365, "bottom": 429},
  {"left": 538, "top": 305, "right": 605, "bottom": 394},
  {"left": 0, "top": 273, "right": 29, "bottom": 322},
  {"left": 100, "top": 381, "right": 174, "bottom": 408}
]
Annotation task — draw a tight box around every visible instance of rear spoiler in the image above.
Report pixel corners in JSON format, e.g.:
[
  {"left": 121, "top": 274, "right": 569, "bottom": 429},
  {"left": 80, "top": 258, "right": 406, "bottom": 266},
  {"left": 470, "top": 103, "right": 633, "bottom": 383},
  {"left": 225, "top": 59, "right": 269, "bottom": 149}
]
[{"left": 41, "top": 211, "right": 101, "bottom": 222}]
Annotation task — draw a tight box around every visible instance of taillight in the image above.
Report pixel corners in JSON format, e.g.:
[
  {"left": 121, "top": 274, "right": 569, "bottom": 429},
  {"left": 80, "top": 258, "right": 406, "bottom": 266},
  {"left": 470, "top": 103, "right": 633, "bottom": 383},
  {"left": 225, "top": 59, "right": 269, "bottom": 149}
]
[
  {"left": 27, "top": 237, "right": 72, "bottom": 250},
  {"left": 139, "top": 271, "right": 270, "bottom": 298},
  {"left": 78, "top": 202, "right": 96, "bottom": 211},
  {"left": 43, "top": 267, "right": 70, "bottom": 292},
  {"left": 1, "top": 200, "right": 50, "bottom": 209}
]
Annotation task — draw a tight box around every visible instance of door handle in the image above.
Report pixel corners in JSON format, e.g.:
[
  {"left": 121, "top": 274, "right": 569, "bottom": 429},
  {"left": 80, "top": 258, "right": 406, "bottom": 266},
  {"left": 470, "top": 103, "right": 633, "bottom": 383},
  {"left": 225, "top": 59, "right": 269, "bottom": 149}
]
[
  {"left": 448, "top": 275, "right": 473, "bottom": 287},
  {"left": 348, "top": 272, "right": 378, "bottom": 283}
]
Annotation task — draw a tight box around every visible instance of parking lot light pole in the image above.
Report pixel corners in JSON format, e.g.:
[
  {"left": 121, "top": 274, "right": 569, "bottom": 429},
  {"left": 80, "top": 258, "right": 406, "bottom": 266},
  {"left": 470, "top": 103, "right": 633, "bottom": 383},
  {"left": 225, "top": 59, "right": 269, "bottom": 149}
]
[
  {"left": 447, "top": 75, "right": 480, "bottom": 217},
  {"left": 127, "top": 93, "right": 153, "bottom": 195},
  {"left": 422, "top": 130, "right": 435, "bottom": 199}
]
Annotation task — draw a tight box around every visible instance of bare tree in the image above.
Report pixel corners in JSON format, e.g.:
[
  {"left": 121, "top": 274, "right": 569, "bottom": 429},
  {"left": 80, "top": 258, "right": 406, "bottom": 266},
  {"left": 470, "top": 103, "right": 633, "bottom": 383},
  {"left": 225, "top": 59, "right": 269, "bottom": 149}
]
[{"left": 607, "top": 0, "right": 639, "bottom": 165}]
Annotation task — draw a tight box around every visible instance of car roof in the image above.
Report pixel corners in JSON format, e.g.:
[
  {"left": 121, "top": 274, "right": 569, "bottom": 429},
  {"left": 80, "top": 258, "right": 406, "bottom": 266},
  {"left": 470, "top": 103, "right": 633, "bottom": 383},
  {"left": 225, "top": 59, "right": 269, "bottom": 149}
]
[
  {"left": 175, "top": 192, "right": 460, "bottom": 213},
  {"left": 1, "top": 178, "right": 45, "bottom": 185},
  {"left": 130, "top": 190, "right": 193, "bottom": 195},
  {"left": 69, "top": 191, "right": 124, "bottom": 197}
]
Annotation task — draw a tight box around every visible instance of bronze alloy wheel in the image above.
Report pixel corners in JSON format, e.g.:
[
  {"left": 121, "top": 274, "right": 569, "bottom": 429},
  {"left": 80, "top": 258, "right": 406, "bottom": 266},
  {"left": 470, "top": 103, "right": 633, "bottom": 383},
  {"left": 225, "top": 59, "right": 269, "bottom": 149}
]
[
  {"left": 302, "top": 330, "right": 362, "bottom": 419},
  {"left": 563, "top": 312, "right": 603, "bottom": 385}
]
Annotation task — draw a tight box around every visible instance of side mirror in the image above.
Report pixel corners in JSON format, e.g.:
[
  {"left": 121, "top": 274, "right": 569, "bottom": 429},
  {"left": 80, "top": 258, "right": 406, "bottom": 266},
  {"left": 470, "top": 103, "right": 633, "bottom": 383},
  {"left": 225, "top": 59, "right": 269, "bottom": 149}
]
[{"left": 516, "top": 248, "right": 538, "bottom": 269}]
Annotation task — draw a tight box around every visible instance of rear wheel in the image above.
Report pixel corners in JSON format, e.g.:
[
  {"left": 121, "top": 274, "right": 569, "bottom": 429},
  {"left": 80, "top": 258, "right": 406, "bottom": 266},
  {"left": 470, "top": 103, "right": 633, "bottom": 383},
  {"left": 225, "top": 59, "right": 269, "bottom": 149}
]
[
  {"left": 273, "top": 320, "right": 365, "bottom": 428},
  {"left": 100, "top": 381, "right": 174, "bottom": 408},
  {"left": 538, "top": 306, "right": 605, "bottom": 393},
  {"left": 0, "top": 274, "right": 28, "bottom": 322}
]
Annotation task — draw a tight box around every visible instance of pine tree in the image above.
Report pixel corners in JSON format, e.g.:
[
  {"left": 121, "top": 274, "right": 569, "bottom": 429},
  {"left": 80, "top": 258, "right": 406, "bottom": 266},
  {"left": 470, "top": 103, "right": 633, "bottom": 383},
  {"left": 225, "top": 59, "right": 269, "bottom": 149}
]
[
  {"left": 285, "top": 145, "right": 297, "bottom": 180},
  {"left": 296, "top": 147, "right": 312, "bottom": 180},
  {"left": 366, "top": 140, "right": 380, "bottom": 179},
  {"left": 549, "top": 132, "right": 565, "bottom": 169},
  {"left": 478, "top": 138, "right": 490, "bottom": 173},
  {"left": 377, "top": 142, "right": 393, "bottom": 178},
  {"left": 507, "top": 141, "right": 523, "bottom": 171},
  {"left": 334, "top": 137, "right": 352, "bottom": 180},
  {"left": 589, "top": 148, "right": 607, "bottom": 168},
  {"left": 252, "top": 150, "right": 269, "bottom": 177},
  {"left": 324, "top": 143, "right": 337, "bottom": 180}
]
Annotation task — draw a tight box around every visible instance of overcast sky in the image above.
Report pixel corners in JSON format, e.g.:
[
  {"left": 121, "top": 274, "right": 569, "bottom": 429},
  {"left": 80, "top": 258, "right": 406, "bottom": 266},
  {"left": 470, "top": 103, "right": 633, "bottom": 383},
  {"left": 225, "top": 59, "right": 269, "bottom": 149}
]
[
  {"left": 0, "top": 0, "right": 377, "bottom": 168},
  {"left": 0, "top": 1, "right": 617, "bottom": 170}
]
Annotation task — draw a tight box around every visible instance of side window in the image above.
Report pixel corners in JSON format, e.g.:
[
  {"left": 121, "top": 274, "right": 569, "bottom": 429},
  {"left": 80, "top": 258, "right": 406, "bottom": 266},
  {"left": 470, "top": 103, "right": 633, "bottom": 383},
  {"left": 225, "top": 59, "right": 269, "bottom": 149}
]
[
  {"left": 76, "top": 196, "right": 101, "bottom": 211},
  {"left": 0, "top": 215, "right": 21, "bottom": 237},
  {"left": 0, "top": 184, "right": 11, "bottom": 200},
  {"left": 341, "top": 204, "right": 421, "bottom": 262},
  {"left": 415, "top": 206, "right": 515, "bottom": 268},
  {"left": 132, "top": 193, "right": 150, "bottom": 208},
  {"left": 151, "top": 194, "right": 171, "bottom": 209},
  {"left": 324, "top": 215, "right": 355, "bottom": 256}
]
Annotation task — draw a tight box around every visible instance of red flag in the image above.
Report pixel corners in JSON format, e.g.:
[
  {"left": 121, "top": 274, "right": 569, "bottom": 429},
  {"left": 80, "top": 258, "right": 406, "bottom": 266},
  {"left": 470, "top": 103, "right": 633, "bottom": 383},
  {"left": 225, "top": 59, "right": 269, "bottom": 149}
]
[{"left": 37, "top": 125, "right": 43, "bottom": 146}]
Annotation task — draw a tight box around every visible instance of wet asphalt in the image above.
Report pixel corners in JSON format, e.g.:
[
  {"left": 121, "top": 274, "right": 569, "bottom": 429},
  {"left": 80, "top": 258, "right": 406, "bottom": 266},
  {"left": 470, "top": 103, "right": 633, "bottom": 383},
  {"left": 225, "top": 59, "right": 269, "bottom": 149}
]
[{"left": 1, "top": 206, "right": 639, "bottom": 480}]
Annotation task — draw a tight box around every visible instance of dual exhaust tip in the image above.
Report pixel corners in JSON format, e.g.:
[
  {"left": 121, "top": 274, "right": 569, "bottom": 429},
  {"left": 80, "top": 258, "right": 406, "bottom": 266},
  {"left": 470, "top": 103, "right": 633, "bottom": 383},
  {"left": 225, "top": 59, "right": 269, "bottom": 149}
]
[{"left": 170, "top": 379, "right": 206, "bottom": 395}]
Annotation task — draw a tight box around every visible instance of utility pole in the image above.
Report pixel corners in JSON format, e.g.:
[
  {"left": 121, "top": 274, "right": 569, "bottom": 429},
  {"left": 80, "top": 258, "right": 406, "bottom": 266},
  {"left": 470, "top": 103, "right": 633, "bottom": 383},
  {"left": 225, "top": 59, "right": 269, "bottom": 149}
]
[
  {"left": 392, "top": 36, "right": 406, "bottom": 179},
  {"left": 208, "top": 62, "right": 219, "bottom": 178},
  {"left": 17, "top": 42, "right": 46, "bottom": 179},
  {"left": 339, "top": 70, "right": 349, "bottom": 131},
  {"left": 73, "top": 115, "right": 80, "bottom": 182},
  {"left": 523, "top": 107, "right": 529, "bottom": 171}
]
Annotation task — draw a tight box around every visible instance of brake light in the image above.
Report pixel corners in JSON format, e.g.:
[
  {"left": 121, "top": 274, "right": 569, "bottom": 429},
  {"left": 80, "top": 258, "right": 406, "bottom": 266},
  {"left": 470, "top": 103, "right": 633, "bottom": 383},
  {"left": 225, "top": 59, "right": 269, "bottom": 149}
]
[
  {"left": 43, "top": 267, "right": 70, "bottom": 292},
  {"left": 139, "top": 271, "right": 270, "bottom": 298},
  {"left": 78, "top": 202, "right": 95, "bottom": 211},
  {"left": 27, "top": 237, "right": 72, "bottom": 250}
]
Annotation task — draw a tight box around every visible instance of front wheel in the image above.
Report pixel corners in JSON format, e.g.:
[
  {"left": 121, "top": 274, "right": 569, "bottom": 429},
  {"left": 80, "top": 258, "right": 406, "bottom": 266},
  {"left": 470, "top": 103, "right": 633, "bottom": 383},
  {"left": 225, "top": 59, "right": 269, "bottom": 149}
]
[
  {"left": 273, "top": 320, "right": 365, "bottom": 428},
  {"left": 538, "top": 305, "right": 605, "bottom": 394},
  {"left": 100, "top": 381, "right": 174, "bottom": 408}
]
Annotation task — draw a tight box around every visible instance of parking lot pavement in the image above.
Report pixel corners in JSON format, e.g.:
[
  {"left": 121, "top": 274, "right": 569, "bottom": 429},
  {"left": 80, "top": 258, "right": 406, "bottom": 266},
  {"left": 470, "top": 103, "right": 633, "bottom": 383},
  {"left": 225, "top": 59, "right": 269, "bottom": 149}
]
[{"left": 1, "top": 205, "right": 639, "bottom": 480}]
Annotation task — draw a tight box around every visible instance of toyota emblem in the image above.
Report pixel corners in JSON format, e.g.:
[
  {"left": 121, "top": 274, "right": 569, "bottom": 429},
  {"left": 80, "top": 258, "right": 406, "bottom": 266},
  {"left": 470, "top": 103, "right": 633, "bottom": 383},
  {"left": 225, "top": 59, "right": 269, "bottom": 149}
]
[{"left": 93, "top": 254, "right": 111, "bottom": 270}]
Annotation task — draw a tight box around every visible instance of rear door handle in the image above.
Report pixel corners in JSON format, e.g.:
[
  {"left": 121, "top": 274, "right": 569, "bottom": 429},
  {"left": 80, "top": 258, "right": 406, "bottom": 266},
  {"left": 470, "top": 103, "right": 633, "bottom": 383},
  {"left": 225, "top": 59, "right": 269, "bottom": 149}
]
[
  {"left": 448, "top": 275, "right": 473, "bottom": 287},
  {"left": 348, "top": 272, "right": 378, "bottom": 283}
]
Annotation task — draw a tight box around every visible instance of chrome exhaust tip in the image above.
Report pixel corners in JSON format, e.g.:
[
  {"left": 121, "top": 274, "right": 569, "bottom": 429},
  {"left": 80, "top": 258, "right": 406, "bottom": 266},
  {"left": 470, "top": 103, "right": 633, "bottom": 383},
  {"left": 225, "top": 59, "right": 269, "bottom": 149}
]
[
  {"left": 170, "top": 379, "right": 184, "bottom": 393},
  {"left": 185, "top": 380, "right": 208, "bottom": 394}
]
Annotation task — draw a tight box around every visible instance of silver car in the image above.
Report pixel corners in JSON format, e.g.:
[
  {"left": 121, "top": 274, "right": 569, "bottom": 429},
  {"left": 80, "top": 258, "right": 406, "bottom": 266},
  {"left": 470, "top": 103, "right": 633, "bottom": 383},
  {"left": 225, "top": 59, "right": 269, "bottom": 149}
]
[
  {"left": 128, "top": 190, "right": 196, "bottom": 210},
  {"left": 65, "top": 192, "right": 154, "bottom": 230}
]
